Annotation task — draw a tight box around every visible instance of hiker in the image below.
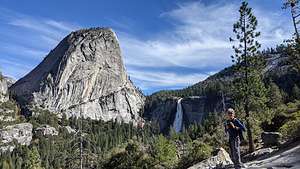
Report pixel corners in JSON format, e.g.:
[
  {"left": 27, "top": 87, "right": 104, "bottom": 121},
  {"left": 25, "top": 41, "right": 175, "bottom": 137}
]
[{"left": 224, "top": 108, "right": 246, "bottom": 169}]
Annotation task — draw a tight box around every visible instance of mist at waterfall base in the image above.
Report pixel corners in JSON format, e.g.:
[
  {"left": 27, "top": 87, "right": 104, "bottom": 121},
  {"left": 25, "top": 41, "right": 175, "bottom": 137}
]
[{"left": 173, "top": 98, "right": 183, "bottom": 133}]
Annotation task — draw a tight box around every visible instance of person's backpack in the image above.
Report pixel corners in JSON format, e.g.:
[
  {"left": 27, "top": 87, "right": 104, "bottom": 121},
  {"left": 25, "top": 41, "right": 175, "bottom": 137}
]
[{"left": 236, "top": 119, "right": 246, "bottom": 141}]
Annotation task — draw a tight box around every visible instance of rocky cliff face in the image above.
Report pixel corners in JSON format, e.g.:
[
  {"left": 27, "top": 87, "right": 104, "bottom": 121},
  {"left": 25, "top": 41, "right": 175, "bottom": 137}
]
[
  {"left": 0, "top": 76, "right": 8, "bottom": 103},
  {"left": 181, "top": 96, "right": 208, "bottom": 125},
  {"left": 10, "top": 28, "right": 145, "bottom": 123},
  {"left": 144, "top": 96, "right": 218, "bottom": 133},
  {"left": 144, "top": 97, "right": 178, "bottom": 133}
]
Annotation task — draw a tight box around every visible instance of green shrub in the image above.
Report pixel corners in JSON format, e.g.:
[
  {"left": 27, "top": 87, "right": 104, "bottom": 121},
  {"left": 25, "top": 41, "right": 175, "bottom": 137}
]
[
  {"left": 177, "top": 140, "right": 212, "bottom": 169},
  {"left": 279, "top": 110, "right": 300, "bottom": 139},
  {"left": 190, "top": 140, "right": 212, "bottom": 161},
  {"left": 152, "top": 135, "right": 178, "bottom": 168},
  {"left": 29, "top": 108, "right": 59, "bottom": 129},
  {"left": 103, "top": 141, "right": 155, "bottom": 169}
]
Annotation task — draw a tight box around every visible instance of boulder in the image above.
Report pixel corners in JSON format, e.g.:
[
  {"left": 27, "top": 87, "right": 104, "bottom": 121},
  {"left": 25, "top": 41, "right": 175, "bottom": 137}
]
[
  {"left": 261, "top": 132, "right": 282, "bottom": 147},
  {"left": 64, "top": 126, "right": 76, "bottom": 134},
  {"left": 188, "top": 148, "right": 233, "bottom": 169},
  {"left": 0, "top": 123, "right": 33, "bottom": 146},
  {"left": 10, "top": 28, "right": 145, "bottom": 123},
  {"left": 243, "top": 147, "right": 277, "bottom": 162},
  {"left": 35, "top": 125, "right": 59, "bottom": 136}
]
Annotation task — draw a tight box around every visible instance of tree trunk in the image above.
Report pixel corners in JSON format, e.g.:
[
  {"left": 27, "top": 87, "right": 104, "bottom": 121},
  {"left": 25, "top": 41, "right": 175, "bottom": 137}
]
[
  {"left": 291, "top": 5, "right": 300, "bottom": 42},
  {"left": 245, "top": 104, "right": 255, "bottom": 153},
  {"left": 243, "top": 10, "right": 255, "bottom": 153}
]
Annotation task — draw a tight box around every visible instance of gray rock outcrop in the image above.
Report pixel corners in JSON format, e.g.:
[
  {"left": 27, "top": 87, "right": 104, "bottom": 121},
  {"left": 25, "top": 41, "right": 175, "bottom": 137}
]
[
  {"left": 246, "top": 142, "right": 300, "bottom": 169},
  {"left": 243, "top": 147, "right": 277, "bottom": 162},
  {"left": 64, "top": 126, "right": 76, "bottom": 134},
  {"left": 0, "top": 76, "right": 8, "bottom": 102},
  {"left": 10, "top": 28, "right": 145, "bottom": 123},
  {"left": 3, "top": 76, "right": 16, "bottom": 87},
  {"left": 35, "top": 125, "right": 59, "bottom": 136},
  {"left": 188, "top": 148, "right": 233, "bottom": 169},
  {"left": 0, "top": 123, "right": 33, "bottom": 146}
]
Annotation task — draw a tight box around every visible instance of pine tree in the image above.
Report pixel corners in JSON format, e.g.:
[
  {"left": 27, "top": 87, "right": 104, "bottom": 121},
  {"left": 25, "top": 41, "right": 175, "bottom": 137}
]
[
  {"left": 283, "top": 0, "right": 300, "bottom": 72},
  {"left": 230, "top": 1, "right": 267, "bottom": 152},
  {"left": 283, "top": 0, "right": 300, "bottom": 40},
  {"left": 24, "top": 146, "right": 44, "bottom": 169},
  {"left": 152, "top": 135, "right": 178, "bottom": 168},
  {"left": 267, "top": 82, "right": 283, "bottom": 108},
  {"left": 285, "top": 39, "right": 300, "bottom": 73},
  {"left": 291, "top": 84, "right": 300, "bottom": 101}
]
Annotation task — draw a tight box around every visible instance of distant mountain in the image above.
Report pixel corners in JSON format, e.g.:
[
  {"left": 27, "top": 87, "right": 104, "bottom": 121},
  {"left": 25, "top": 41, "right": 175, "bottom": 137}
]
[{"left": 10, "top": 28, "right": 145, "bottom": 123}]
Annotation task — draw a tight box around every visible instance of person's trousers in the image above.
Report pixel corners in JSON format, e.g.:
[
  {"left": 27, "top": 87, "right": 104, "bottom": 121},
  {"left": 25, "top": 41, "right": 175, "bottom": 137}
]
[{"left": 229, "top": 137, "right": 242, "bottom": 169}]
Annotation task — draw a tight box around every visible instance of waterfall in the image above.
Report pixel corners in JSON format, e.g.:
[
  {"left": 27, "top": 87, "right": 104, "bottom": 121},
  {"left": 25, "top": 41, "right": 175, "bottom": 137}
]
[{"left": 173, "top": 98, "right": 183, "bottom": 133}]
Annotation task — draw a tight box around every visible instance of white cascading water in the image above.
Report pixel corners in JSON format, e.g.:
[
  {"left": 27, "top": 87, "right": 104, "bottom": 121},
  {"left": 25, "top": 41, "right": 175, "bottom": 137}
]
[{"left": 173, "top": 98, "right": 183, "bottom": 133}]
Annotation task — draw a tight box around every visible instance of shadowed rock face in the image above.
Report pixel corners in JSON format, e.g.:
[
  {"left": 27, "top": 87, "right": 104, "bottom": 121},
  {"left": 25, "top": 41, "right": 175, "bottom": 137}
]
[
  {"left": 144, "top": 97, "right": 178, "bottom": 133},
  {"left": 10, "top": 28, "right": 145, "bottom": 123},
  {"left": 144, "top": 96, "right": 216, "bottom": 133},
  {"left": 182, "top": 96, "right": 207, "bottom": 125}
]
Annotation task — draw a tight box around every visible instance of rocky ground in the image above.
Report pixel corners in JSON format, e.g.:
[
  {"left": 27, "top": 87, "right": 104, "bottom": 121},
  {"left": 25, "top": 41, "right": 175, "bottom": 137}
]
[
  {"left": 188, "top": 141, "right": 300, "bottom": 169},
  {"left": 245, "top": 142, "right": 300, "bottom": 169}
]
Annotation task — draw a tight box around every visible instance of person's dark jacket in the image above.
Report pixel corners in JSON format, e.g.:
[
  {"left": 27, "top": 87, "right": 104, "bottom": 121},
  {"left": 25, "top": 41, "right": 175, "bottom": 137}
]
[{"left": 225, "top": 118, "right": 246, "bottom": 140}]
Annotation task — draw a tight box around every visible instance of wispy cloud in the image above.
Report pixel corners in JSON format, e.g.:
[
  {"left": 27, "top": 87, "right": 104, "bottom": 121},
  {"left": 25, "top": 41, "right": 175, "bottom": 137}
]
[
  {"left": 128, "top": 68, "right": 212, "bottom": 92},
  {"left": 119, "top": 1, "right": 293, "bottom": 93},
  {"left": 0, "top": 8, "right": 79, "bottom": 79},
  {"left": 0, "top": 42, "right": 47, "bottom": 59},
  {"left": 0, "top": 1, "right": 294, "bottom": 93},
  {"left": 45, "top": 20, "right": 76, "bottom": 32}
]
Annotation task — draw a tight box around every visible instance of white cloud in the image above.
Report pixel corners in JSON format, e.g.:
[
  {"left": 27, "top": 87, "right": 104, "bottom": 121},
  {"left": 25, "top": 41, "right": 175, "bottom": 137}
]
[
  {"left": 45, "top": 20, "right": 76, "bottom": 32},
  {"left": 128, "top": 69, "right": 211, "bottom": 90},
  {"left": 0, "top": 8, "right": 79, "bottom": 45},
  {"left": 0, "top": 2, "right": 294, "bottom": 92},
  {"left": 119, "top": 1, "right": 293, "bottom": 91}
]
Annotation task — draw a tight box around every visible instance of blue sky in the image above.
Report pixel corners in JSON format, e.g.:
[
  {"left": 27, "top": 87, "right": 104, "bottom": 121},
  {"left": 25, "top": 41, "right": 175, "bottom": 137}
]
[{"left": 0, "top": 0, "right": 293, "bottom": 94}]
